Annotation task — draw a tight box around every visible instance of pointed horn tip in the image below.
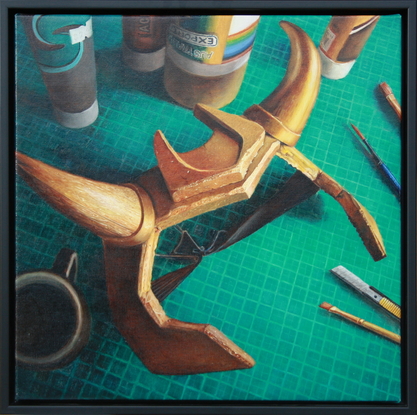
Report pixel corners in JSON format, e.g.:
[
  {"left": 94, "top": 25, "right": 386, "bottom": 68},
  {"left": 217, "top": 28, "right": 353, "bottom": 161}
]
[
  {"left": 278, "top": 20, "right": 316, "bottom": 49},
  {"left": 15, "top": 151, "right": 40, "bottom": 170},
  {"left": 16, "top": 151, "right": 65, "bottom": 179},
  {"left": 16, "top": 151, "right": 45, "bottom": 165},
  {"left": 278, "top": 20, "right": 299, "bottom": 34},
  {"left": 279, "top": 20, "right": 291, "bottom": 28},
  {"left": 15, "top": 150, "right": 26, "bottom": 163}
]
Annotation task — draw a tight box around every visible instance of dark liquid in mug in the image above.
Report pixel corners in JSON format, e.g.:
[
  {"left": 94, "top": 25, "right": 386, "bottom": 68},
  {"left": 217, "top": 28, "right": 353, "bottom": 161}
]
[{"left": 16, "top": 282, "right": 77, "bottom": 358}]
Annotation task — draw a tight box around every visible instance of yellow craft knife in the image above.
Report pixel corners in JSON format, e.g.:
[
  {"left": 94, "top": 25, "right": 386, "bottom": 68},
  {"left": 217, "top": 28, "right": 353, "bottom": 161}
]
[{"left": 330, "top": 265, "right": 401, "bottom": 320}]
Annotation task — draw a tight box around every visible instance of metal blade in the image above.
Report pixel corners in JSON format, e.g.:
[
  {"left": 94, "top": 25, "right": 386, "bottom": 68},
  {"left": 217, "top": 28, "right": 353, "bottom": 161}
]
[{"left": 330, "top": 265, "right": 383, "bottom": 302}]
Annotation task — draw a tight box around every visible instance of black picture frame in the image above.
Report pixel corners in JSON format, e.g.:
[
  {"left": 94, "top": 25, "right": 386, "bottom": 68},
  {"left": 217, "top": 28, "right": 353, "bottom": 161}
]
[{"left": 1, "top": 0, "right": 416, "bottom": 414}]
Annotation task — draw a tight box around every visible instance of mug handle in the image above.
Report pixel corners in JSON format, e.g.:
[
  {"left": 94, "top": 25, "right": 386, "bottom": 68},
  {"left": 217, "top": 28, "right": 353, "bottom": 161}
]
[{"left": 51, "top": 248, "right": 78, "bottom": 282}]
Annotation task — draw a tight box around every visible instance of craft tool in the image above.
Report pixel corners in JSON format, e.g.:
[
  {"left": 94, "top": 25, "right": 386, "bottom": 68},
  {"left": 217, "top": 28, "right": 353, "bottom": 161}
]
[
  {"left": 330, "top": 265, "right": 401, "bottom": 320},
  {"left": 319, "top": 302, "right": 401, "bottom": 344},
  {"left": 379, "top": 82, "right": 402, "bottom": 121},
  {"left": 351, "top": 123, "right": 401, "bottom": 199}
]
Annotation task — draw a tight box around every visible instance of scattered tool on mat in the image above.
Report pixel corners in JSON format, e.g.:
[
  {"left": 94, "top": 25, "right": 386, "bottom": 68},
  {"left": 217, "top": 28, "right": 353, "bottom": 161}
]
[
  {"left": 330, "top": 265, "right": 401, "bottom": 320},
  {"left": 351, "top": 123, "right": 401, "bottom": 200},
  {"left": 319, "top": 302, "right": 401, "bottom": 345},
  {"left": 379, "top": 82, "right": 401, "bottom": 121}
]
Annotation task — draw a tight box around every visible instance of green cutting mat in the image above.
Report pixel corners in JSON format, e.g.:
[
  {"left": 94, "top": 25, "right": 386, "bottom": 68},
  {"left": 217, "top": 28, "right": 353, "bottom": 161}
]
[{"left": 15, "top": 14, "right": 402, "bottom": 402}]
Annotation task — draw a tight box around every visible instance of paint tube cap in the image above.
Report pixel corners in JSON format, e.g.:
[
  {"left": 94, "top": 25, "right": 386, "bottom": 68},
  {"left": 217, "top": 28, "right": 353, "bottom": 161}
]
[
  {"left": 122, "top": 42, "right": 165, "bottom": 72},
  {"left": 318, "top": 48, "right": 356, "bottom": 80},
  {"left": 53, "top": 99, "right": 99, "bottom": 129}
]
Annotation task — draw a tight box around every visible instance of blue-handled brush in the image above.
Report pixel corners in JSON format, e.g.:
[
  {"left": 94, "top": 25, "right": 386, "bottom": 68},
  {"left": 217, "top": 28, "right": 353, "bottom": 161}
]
[{"left": 351, "top": 123, "right": 401, "bottom": 200}]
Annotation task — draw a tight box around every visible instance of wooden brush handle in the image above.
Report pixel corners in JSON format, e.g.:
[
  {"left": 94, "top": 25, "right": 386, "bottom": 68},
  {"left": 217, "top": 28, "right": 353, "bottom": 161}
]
[
  {"left": 360, "top": 319, "right": 401, "bottom": 344},
  {"left": 386, "top": 95, "right": 402, "bottom": 121},
  {"left": 333, "top": 306, "right": 400, "bottom": 344},
  {"left": 379, "top": 82, "right": 401, "bottom": 121}
]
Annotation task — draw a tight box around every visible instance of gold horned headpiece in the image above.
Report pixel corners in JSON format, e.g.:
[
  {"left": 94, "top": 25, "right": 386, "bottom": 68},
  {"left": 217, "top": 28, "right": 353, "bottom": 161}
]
[{"left": 16, "top": 22, "right": 385, "bottom": 375}]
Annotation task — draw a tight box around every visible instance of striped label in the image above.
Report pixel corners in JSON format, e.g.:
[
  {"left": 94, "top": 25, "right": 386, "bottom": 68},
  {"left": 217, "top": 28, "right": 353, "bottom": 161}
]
[
  {"left": 224, "top": 16, "right": 259, "bottom": 61},
  {"left": 167, "top": 15, "right": 259, "bottom": 75}
]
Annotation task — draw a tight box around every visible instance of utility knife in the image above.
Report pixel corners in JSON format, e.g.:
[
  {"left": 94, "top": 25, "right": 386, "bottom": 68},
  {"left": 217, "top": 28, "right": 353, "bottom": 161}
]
[{"left": 330, "top": 265, "right": 401, "bottom": 320}]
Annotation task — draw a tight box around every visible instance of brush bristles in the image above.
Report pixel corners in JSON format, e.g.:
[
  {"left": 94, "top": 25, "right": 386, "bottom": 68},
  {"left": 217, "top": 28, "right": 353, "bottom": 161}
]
[
  {"left": 379, "top": 82, "right": 392, "bottom": 97},
  {"left": 350, "top": 123, "right": 365, "bottom": 141},
  {"left": 319, "top": 302, "right": 333, "bottom": 310}
]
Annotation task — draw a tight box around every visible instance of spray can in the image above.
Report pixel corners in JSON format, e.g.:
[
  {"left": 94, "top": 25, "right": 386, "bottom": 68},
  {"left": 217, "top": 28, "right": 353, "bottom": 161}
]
[
  {"left": 164, "top": 15, "right": 260, "bottom": 109},
  {"left": 318, "top": 15, "right": 380, "bottom": 80},
  {"left": 23, "top": 14, "right": 99, "bottom": 128},
  {"left": 122, "top": 15, "right": 170, "bottom": 72}
]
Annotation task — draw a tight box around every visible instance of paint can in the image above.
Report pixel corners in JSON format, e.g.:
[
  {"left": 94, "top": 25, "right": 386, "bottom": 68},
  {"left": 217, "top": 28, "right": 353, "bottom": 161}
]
[
  {"left": 23, "top": 14, "right": 99, "bottom": 128},
  {"left": 164, "top": 15, "right": 260, "bottom": 108}
]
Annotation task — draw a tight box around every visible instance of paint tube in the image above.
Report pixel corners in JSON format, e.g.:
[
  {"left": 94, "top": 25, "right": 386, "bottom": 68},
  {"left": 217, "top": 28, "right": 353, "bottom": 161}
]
[
  {"left": 122, "top": 15, "right": 170, "bottom": 72},
  {"left": 23, "top": 14, "right": 99, "bottom": 128},
  {"left": 319, "top": 15, "right": 380, "bottom": 80}
]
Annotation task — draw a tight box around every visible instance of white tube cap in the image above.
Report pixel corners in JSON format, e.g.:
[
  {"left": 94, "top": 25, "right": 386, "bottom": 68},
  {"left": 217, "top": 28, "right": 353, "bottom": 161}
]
[
  {"left": 53, "top": 99, "right": 99, "bottom": 129},
  {"left": 122, "top": 43, "right": 165, "bottom": 72},
  {"left": 318, "top": 47, "right": 356, "bottom": 80}
]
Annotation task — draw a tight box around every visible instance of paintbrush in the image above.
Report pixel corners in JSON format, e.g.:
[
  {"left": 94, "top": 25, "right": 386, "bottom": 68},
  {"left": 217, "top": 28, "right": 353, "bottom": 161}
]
[
  {"left": 379, "top": 82, "right": 401, "bottom": 121},
  {"left": 351, "top": 123, "right": 401, "bottom": 199},
  {"left": 319, "top": 302, "right": 401, "bottom": 344}
]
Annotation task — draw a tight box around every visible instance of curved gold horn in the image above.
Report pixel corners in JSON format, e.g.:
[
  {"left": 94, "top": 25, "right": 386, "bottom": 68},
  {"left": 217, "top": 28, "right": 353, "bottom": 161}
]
[
  {"left": 244, "top": 21, "right": 321, "bottom": 146},
  {"left": 15, "top": 151, "right": 155, "bottom": 245}
]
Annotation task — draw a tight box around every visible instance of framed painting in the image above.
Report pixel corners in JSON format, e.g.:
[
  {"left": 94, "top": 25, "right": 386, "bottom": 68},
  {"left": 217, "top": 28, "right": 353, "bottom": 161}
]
[{"left": 1, "top": 1, "right": 416, "bottom": 414}]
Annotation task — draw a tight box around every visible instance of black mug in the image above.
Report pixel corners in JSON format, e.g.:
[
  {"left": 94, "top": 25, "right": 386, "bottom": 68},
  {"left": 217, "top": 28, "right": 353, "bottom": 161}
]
[{"left": 16, "top": 248, "right": 91, "bottom": 371}]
